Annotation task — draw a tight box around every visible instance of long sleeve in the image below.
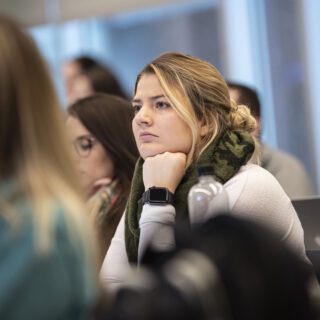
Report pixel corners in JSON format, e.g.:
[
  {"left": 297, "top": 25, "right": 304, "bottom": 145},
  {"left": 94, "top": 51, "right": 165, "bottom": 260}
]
[
  {"left": 138, "top": 204, "right": 176, "bottom": 261},
  {"left": 100, "top": 204, "right": 176, "bottom": 290},
  {"left": 221, "top": 163, "right": 306, "bottom": 257},
  {"left": 100, "top": 214, "right": 130, "bottom": 290}
]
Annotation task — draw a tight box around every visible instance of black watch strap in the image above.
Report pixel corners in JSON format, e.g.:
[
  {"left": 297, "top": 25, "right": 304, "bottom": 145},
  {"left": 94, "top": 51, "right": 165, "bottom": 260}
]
[{"left": 142, "top": 187, "right": 174, "bottom": 206}]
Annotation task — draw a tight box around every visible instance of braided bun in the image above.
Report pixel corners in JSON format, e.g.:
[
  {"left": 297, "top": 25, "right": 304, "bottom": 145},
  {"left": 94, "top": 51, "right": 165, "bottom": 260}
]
[{"left": 229, "top": 99, "right": 257, "bottom": 133}]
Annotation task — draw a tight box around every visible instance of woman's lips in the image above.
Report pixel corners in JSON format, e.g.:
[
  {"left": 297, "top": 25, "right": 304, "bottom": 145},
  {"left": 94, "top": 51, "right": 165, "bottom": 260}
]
[{"left": 139, "top": 132, "right": 157, "bottom": 142}]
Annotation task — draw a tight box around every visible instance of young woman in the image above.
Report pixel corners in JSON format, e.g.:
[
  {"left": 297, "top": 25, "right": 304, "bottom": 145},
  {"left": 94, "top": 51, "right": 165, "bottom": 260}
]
[
  {"left": 0, "top": 15, "right": 98, "bottom": 318},
  {"left": 101, "top": 52, "right": 306, "bottom": 289},
  {"left": 66, "top": 94, "right": 139, "bottom": 262}
]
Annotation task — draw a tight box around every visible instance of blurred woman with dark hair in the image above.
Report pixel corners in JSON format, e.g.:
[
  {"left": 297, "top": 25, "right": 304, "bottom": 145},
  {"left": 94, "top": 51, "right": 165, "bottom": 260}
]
[{"left": 67, "top": 93, "right": 139, "bottom": 262}]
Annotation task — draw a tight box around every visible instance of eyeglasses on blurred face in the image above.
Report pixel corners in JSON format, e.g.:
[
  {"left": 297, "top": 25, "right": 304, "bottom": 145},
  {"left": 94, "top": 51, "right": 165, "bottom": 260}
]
[{"left": 73, "top": 135, "right": 97, "bottom": 158}]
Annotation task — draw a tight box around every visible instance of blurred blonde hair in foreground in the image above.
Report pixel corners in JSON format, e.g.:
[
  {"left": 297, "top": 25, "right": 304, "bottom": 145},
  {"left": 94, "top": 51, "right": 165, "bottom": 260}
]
[{"left": 0, "top": 14, "right": 95, "bottom": 255}]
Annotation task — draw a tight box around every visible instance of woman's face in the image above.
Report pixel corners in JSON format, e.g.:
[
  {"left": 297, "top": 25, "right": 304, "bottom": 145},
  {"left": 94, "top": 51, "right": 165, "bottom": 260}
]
[
  {"left": 132, "top": 73, "right": 193, "bottom": 159},
  {"left": 66, "top": 115, "right": 114, "bottom": 196}
]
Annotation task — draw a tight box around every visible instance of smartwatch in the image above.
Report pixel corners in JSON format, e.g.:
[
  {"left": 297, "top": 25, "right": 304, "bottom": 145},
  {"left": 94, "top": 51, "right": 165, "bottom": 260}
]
[{"left": 141, "top": 187, "right": 174, "bottom": 206}]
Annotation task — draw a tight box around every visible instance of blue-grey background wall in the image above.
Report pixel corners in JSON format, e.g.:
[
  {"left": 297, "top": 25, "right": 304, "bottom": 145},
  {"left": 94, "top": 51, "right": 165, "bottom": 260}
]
[{"left": 2, "top": 0, "right": 319, "bottom": 193}]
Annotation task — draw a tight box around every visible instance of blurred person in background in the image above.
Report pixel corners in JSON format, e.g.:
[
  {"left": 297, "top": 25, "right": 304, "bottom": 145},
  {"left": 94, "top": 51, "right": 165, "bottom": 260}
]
[
  {"left": 0, "top": 15, "right": 98, "bottom": 319},
  {"left": 62, "top": 55, "right": 127, "bottom": 103},
  {"left": 227, "top": 82, "right": 315, "bottom": 199},
  {"left": 66, "top": 94, "right": 139, "bottom": 263},
  {"left": 103, "top": 215, "right": 318, "bottom": 320}
]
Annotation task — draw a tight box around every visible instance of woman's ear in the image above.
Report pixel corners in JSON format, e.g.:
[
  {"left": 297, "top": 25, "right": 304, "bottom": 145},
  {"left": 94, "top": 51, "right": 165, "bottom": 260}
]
[{"left": 199, "top": 121, "right": 209, "bottom": 137}]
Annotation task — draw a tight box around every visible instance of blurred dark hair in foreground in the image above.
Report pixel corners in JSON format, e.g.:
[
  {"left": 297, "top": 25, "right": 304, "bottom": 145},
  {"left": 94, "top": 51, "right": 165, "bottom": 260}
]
[{"left": 103, "top": 214, "right": 319, "bottom": 320}]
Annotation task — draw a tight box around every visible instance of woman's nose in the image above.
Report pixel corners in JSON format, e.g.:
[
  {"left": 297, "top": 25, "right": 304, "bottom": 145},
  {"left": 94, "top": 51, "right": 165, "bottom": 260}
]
[{"left": 134, "top": 105, "right": 153, "bottom": 127}]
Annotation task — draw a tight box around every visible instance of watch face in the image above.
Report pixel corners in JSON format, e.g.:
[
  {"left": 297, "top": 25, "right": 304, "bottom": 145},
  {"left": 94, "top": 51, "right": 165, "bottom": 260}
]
[{"left": 149, "top": 188, "right": 168, "bottom": 202}]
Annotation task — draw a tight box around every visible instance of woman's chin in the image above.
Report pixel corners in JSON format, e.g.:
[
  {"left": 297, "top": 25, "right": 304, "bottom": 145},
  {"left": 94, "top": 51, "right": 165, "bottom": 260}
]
[
  {"left": 138, "top": 145, "right": 162, "bottom": 159},
  {"left": 140, "top": 152, "right": 156, "bottom": 160},
  {"left": 139, "top": 145, "right": 191, "bottom": 159}
]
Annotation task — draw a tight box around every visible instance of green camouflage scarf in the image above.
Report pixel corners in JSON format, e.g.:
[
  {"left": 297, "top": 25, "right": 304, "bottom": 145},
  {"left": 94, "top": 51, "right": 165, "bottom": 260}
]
[{"left": 125, "top": 130, "right": 255, "bottom": 263}]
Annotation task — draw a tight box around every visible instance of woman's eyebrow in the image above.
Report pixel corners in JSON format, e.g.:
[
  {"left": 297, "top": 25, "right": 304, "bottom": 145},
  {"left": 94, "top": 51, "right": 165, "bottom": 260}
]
[
  {"left": 151, "top": 95, "right": 166, "bottom": 101},
  {"left": 76, "top": 134, "right": 94, "bottom": 140},
  {"left": 131, "top": 98, "right": 141, "bottom": 104},
  {"left": 132, "top": 95, "right": 166, "bottom": 103}
]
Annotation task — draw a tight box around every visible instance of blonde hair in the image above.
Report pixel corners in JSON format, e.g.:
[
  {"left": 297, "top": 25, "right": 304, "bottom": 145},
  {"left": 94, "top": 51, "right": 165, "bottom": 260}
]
[
  {"left": 0, "top": 15, "right": 96, "bottom": 257},
  {"left": 135, "top": 52, "right": 257, "bottom": 161}
]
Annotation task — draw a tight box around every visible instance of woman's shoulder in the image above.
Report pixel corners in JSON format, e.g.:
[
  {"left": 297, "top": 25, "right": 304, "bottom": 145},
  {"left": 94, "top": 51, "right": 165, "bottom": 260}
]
[
  {"left": 0, "top": 182, "right": 92, "bottom": 279},
  {"left": 0, "top": 199, "right": 84, "bottom": 264},
  {"left": 223, "top": 164, "right": 306, "bottom": 256},
  {"left": 225, "top": 163, "right": 291, "bottom": 209},
  {"left": 0, "top": 198, "right": 97, "bottom": 319},
  {"left": 236, "top": 162, "right": 278, "bottom": 178},
  {"left": 227, "top": 163, "right": 283, "bottom": 188}
]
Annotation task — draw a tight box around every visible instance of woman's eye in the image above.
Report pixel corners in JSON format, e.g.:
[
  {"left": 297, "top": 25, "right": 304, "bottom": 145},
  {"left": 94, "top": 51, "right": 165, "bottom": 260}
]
[
  {"left": 155, "top": 101, "right": 170, "bottom": 109},
  {"left": 132, "top": 105, "right": 142, "bottom": 114},
  {"left": 79, "top": 141, "right": 91, "bottom": 150},
  {"left": 78, "top": 138, "right": 93, "bottom": 150}
]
